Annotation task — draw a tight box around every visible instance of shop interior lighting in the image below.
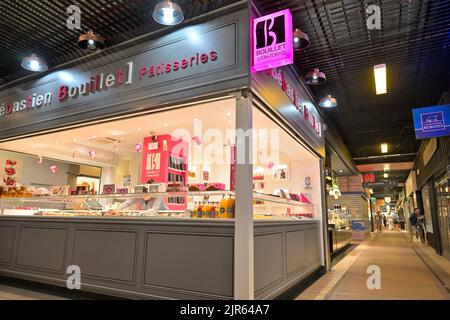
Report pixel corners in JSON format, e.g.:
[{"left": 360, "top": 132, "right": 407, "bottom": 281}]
[
  {"left": 305, "top": 68, "right": 326, "bottom": 85},
  {"left": 77, "top": 31, "right": 106, "bottom": 52},
  {"left": 293, "top": 28, "right": 310, "bottom": 51},
  {"left": 384, "top": 173, "right": 389, "bottom": 178},
  {"left": 153, "top": 1, "right": 184, "bottom": 25},
  {"left": 319, "top": 95, "right": 338, "bottom": 108},
  {"left": 21, "top": 54, "right": 48, "bottom": 72},
  {"left": 381, "top": 143, "right": 388, "bottom": 153},
  {"left": 374, "top": 64, "right": 387, "bottom": 95}
]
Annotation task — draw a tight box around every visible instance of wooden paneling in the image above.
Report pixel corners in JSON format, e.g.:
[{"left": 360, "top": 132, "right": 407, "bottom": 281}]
[
  {"left": 254, "top": 233, "right": 283, "bottom": 292},
  {"left": 72, "top": 229, "right": 137, "bottom": 283},
  {"left": 0, "top": 226, "right": 15, "bottom": 265},
  {"left": 144, "top": 232, "right": 234, "bottom": 298},
  {"left": 16, "top": 227, "right": 67, "bottom": 272}
]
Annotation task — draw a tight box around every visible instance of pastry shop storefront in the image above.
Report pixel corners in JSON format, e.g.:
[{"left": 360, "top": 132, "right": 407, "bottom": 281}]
[{"left": 0, "top": 4, "right": 327, "bottom": 300}]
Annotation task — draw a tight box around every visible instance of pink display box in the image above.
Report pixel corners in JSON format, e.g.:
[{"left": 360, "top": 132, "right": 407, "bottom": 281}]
[{"left": 190, "top": 183, "right": 226, "bottom": 191}]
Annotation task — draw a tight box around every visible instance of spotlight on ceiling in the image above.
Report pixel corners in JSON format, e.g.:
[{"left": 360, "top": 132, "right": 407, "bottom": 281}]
[
  {"left": 319, "top": 95, "right": 338, "bottom": 108},
  {"left": 293, "top": 28, "right": 310, "bottom": 51},
  {"left": 21, "top": 54, "right": 48, "bottom": 72},
  {"left": 77, "top": 31, "right": 106, "bottom": 52},
  {"left": 304, "top": 68, "right": 326, "bottom": 85},
  {"left": 153, "top": 1, "right": 184, "bottom": 26}
]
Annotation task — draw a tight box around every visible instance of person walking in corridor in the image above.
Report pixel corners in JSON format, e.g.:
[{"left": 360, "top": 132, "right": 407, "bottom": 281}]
[
  {"left": 375, "top": 211, "right": 383, "bottom": 232},
  {"left": 416, "top": 209, "right": 426, "bottom": 244},
  {"left": 387, "top": 213, "right": 395, "bottom": 230},
  {"left": 391, "top": 211, "right": 400, "bottom": 231},
  {"left": 409, "top": 209, "right": 418, "bottom": 241}
]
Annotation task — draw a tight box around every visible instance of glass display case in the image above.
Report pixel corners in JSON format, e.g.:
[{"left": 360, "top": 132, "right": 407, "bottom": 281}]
[
  {"left": 327, "top": 204, "right": 352, "bottom": 254},
  {"left": 0, "top": 190, "right": 316, "bottom": 221}
]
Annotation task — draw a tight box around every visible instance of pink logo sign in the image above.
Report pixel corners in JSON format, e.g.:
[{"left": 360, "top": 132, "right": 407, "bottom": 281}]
[{"left": 252, "top": 9, "right": 293, "bottom": 73}]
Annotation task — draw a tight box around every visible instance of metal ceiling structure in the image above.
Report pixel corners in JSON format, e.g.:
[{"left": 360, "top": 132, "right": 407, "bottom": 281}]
[
  {"left": 0, "top": 0, "right": 238, "bottom": 85},
  {"left": 258, "top": 0, "right": 450, "bottom": 164}
]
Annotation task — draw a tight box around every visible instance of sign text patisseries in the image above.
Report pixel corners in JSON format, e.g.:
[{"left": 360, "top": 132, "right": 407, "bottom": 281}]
[{"left": 0, "top": 51, "right": 219, "bottom": 118}]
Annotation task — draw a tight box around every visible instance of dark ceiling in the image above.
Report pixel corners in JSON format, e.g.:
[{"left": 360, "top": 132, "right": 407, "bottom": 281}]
[
  {"left": 0, "top": 0, "right": 238, "bottom": 85},
  {"left": 259, "top": 0, "right": 450, "bottom": 166},
  {"left": 0, "top": 0, "right": 449, "bottom": 195}
]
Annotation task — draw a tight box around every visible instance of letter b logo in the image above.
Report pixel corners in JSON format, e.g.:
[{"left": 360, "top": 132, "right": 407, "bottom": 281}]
[{"left": 255, "top": 15, "right": 286, "bottom": 49}]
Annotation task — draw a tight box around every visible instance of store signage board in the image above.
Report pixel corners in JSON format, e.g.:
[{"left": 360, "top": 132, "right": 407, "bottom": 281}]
[
  {"left": 251, "top": 9, "right": 293, "bottom": 73},
  {"left": 363, "top": 181, "right": 398, "bottom": 188},
  {"left": 412, "top": 104, "right": 450, "bottom": 139},
  {"left": 252, "top": 64, "right": 325, "bottom": 157},
  {"left": 0, "top": 9, "right": 249, "bottom": 141}
]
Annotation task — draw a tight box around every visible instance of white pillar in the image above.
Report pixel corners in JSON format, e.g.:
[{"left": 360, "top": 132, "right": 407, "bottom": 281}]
[{"left": 234, "top": 94, "right": 254, "bottom": 300}]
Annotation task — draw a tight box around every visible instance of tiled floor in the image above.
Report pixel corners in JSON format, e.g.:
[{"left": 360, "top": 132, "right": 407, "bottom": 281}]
[
  {"left": 297, "top": 229, "right": 450, "bottom": 300},
  {"left": 0, "top": 283, "right": 69, "bottom": 300}
]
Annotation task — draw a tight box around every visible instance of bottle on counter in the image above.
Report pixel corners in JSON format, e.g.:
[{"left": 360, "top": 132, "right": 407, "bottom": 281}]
[
  {"left": 225, "top": 195, "right": 235, "bottom": 219},
  {"left": 210, "top": 202, "right": 218, "bottom": 219},
  {"left": 218, "top": 196, "right": 227, "bottom": 219}
]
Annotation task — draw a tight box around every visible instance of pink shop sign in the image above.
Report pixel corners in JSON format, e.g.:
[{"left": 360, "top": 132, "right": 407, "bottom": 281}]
[{"left": 251, "top": 9, "right": 294, "bottom": 73}]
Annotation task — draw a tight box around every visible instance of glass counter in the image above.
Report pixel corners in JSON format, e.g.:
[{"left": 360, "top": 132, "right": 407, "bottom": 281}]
[{"left": 0, "top": 191, "right": 316, "bottom": 221}]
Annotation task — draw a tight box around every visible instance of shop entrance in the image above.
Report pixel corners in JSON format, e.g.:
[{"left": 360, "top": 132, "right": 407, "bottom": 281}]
[{"left": 435, "top": 173, "right": 450, "bottom": 259}]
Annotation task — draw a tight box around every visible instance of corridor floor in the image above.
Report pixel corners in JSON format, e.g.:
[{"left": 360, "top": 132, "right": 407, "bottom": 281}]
[{"left": 297, "top": 230, "right": 450, "bottom": 300}]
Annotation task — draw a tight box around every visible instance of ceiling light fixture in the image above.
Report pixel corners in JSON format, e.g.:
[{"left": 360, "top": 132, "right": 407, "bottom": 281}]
[
  {"left": 77, "top": 31, "right": 106, "bottom": 52},
  {"left": 293, "top": 28, "right": 310, "bottom": 51},
  {"left": 381, "top": 143, "right": 388, "bottom": 154},
  {"left": 153, "top": 1, "right": 184, "bottom": 26},
  {"left": 21, "top": 54, "right": 48, "bottom": 72},
  {"left": 319, "top": 95, "right": 338, "bottom": 108},
  {"left": 305, "top": 68, "right": 326, "bottom": 85},
  {"left": 374, "top": 64, "right": 387, "bottom": 95}
]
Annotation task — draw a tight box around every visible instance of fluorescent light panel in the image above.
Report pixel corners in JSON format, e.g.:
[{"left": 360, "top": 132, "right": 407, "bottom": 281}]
[
  {"left": 374, "top": 64, "right": 387, "bottom": 95},
  {"left": 381, "top": 143, "right": 388, "bottom": 154}
]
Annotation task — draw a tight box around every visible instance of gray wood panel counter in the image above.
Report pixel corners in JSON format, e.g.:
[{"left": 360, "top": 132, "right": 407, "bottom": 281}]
[{"left": 0, "top": 216, "right": 322, "bottom": 299}]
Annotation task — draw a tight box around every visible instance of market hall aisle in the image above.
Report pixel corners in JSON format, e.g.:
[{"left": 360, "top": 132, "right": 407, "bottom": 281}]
[{"left": 297, "top": 231, "right": 450, "bottom": 300}]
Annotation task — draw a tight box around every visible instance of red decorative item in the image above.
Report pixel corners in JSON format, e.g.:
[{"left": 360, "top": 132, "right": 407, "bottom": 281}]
[
  {"left": 3, "top": 159, "right": 17, "bottom": 186},
  {"left": 363, "top": 173, "right": 376, "bottom": 183}
]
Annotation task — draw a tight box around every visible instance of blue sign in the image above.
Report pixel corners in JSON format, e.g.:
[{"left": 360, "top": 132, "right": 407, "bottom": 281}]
[
  {"left": 351, "top": 220, "right": 366, "bottom": 231},
  {"left": 413, "top": 105, "right": 450, "bottom": 139}
]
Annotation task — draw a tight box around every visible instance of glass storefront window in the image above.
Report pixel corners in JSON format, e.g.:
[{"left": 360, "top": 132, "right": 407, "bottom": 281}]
[{"left": 251, "top": 107, "right": 321, "bottom": 221}]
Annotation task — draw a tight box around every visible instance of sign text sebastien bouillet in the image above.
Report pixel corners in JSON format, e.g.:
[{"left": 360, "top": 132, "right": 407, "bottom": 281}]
[{"left": 0, "top": 51, "right": 218, "bottom": 118}]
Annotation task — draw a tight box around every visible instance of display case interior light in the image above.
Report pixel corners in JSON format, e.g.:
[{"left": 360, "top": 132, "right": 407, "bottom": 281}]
[
  {"left": 254, "top": 167, "right": 265, "bottom": 174},
  {"left": 374, "top": 64, "right": 387, "bottom": 95},
  {"left": 381, "top": 143, "right": 388, "bottom": 153}
]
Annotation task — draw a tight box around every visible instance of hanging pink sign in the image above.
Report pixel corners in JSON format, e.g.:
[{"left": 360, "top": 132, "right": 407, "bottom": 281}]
[{"left": 251, "top": 9, "right": 294, "bottom": 73}]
